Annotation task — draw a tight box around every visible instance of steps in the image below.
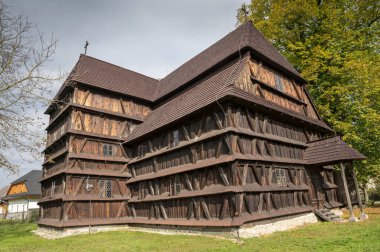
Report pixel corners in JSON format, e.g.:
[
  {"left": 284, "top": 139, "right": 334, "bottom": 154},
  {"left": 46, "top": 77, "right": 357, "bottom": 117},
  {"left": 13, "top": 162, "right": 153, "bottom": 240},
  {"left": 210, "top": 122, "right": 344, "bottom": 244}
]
[{"left": 314, "top": 208, "right": 343, "bottom": 222}]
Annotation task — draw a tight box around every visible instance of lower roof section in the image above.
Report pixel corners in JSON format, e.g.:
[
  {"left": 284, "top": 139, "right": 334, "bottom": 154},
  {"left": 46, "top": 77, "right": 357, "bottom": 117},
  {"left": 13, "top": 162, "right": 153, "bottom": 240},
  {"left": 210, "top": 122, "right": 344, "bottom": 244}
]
[{"left": 304, "top": 136, "right": 366, "bottom": 165}]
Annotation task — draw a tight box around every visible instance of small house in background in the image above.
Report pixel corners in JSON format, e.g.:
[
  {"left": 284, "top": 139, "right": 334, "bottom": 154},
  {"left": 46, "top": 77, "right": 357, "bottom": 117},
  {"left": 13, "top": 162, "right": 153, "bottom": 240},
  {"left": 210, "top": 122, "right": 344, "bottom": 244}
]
[
  {"left": 0, "top": 186, "right": 9, "bottom": 218},
  {"left": 3, "top": 170, "right": 42, "bottom": 220}
]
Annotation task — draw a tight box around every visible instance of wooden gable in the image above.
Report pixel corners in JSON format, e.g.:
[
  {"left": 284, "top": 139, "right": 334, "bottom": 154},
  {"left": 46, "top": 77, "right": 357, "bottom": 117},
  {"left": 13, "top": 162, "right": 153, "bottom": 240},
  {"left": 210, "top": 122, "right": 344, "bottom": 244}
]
[
  {"left": 235, "top": 57, "right": 320, "bottom": 120},
  {"left": 7, "top": 183, "right": 28, "bottom": 195}
]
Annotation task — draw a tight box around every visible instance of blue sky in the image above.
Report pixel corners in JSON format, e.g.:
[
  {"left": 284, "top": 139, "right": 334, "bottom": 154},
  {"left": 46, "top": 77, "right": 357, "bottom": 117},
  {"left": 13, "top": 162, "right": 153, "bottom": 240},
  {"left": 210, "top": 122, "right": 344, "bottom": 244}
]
[{"left": 0, "top": 0, "right": 247, "bottom": 188}]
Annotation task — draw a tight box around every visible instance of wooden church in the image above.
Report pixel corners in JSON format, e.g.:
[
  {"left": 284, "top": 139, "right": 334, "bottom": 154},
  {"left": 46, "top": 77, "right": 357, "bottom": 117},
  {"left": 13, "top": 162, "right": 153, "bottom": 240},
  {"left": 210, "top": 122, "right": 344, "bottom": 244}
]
[{"left": 38, "top": 21, "right": 366, "bottom": 234}]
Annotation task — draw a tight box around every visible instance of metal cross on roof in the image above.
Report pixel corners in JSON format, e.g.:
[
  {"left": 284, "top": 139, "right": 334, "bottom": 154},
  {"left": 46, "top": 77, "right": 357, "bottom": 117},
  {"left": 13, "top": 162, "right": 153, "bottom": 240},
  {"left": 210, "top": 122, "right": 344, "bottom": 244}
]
[{"left": 84, "top": 41, "right": 89, "bottom": 55}]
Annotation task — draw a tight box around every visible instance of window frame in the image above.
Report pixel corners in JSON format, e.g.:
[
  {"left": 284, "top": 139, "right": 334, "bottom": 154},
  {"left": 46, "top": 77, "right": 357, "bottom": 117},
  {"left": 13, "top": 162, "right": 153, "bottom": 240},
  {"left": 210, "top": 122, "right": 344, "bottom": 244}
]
[
  {"left": 274, "top": 74, "right": 285, "bottom": 92},
  {"left": 99, "top": 179, "right": 113, "bottom": 198},
  {"left": 170, "top": 175, "right": 181, "bottom": 196},
  {"left": 102, "top": 143, "right": 113, "bottom": 156},
  {"left": 106, "top": 180, "right": 112, "bottom": 198},
  {"left": 51, "top": 180, "right": 56, "bottom": 197},
  {"left": 274, "top": 168, "right": 287, "bottom": 187},
  {"left": 137, "top": 145, "right": 145, "bottom": 158},
  {"left": 139, "top": 182, "right": 149, "bottom": 199},
  {"left": 169, "top": 129, "right": 180, "bottom": 148},
  {"left": 173, "top": 129, "right": 180, "bottom": 146}
]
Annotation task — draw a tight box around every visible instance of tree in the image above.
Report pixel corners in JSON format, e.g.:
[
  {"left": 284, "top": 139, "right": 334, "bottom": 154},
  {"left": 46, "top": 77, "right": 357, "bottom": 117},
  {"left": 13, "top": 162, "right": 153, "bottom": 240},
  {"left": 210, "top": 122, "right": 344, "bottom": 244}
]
[
  {"left": 238, "top": 0, "right": 380, "bottom": 193},
  {"left": 0, "top": 2, "right": 62, "bottom": 174}
]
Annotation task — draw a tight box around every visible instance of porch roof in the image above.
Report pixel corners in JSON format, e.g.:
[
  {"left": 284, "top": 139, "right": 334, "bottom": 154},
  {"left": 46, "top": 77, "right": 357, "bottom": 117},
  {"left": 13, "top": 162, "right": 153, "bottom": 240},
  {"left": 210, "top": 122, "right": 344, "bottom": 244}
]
[{"left": 304, "top": 136, "right": 366, "bottom": 165}]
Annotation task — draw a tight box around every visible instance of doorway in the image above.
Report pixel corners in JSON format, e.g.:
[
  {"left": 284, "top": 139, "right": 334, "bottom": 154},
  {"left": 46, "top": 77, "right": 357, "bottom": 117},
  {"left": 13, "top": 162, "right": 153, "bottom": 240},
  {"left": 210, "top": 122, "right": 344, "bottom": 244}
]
[{"left": 308, "top": 169, "right": 325, "bottom": 210}]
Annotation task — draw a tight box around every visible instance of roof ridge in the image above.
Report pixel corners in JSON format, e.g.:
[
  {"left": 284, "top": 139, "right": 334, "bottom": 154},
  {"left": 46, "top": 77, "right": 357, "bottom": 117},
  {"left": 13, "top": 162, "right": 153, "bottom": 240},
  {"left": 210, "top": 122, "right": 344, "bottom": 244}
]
[
  {"left": 155, "top": 24, "right": 248, "bottom": 100},
  {"left": 79, "top": 54, "right": 159, "bottom": 82},
  {"left": 155, "top": 20, "right": 302, "bottom": 101},
  {"left": 161, "top": 24, "right": 244, "bottom": 79}
]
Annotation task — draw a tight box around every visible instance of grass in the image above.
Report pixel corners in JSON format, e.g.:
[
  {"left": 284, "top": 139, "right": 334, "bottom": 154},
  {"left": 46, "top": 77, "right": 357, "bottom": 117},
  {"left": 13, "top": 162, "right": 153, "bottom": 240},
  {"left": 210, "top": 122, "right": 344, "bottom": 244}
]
[{"left": 0, "top": 207, "right": 379, "bottom": 252}]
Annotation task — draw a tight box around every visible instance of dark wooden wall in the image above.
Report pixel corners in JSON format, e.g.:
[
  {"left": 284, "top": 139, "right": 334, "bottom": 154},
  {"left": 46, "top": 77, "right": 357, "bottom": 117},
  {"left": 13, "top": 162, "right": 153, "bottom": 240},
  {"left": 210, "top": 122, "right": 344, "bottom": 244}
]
[
  {"left": 123, "top": 99, "right": 324, "bottom": 226},
  {"left": 39, "top": 53, "right": 336, "bottom": 229},
  {"left": 236, "top": 58, "right": 320, "bottom": 120},
  {"left": 39, "top": 84, "right": 150, "bottom": 226}
]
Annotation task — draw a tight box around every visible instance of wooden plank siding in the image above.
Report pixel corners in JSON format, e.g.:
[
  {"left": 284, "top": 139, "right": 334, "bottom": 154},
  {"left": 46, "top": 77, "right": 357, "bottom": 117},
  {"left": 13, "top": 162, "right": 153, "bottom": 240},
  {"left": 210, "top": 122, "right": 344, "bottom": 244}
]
[
  {"left": 40, "top": 89, "right": 329, "bottom": 228},
  {"left": 121, "top": 101, "right": 323, "bottom": 226},
  {"left": 39, "top": 82, "right": 148, "bottom": 226},
  {"left": 74, "top": 87, "right": 151, "bottom": 120},
  {"left": 235, "top": 58, "right": 319, "bottom": 120}
]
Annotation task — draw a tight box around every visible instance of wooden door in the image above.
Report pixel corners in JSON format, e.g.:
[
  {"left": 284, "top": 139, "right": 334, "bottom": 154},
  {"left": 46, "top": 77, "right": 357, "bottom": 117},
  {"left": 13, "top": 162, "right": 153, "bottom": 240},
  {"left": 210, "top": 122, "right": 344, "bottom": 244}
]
[{"left": 309, "top": 169, "right": 325, "bottom": 210}]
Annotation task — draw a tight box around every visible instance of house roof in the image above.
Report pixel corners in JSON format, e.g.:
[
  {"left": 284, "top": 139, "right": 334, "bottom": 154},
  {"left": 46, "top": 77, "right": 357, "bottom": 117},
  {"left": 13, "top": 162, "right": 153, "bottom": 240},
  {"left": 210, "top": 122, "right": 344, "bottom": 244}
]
[
  {"left": 5, "top": 170, "right": 42, "bottom": 198},
  {"left": 304, "top": 136, "right": 366, "bottom": 165}
]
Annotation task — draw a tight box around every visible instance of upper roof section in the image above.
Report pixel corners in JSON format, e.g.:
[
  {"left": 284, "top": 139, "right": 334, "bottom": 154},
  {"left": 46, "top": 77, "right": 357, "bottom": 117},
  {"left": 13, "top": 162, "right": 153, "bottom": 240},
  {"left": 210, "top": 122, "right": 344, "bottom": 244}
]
[
  {"left": 156, "top": 21, "right": 302, "bottom": 100},
  {"left": 71, "top": 55, "right": 159, "bottom": 102},
  {"left": 49, "top": 21, "right": 304, "bottom": 110}
]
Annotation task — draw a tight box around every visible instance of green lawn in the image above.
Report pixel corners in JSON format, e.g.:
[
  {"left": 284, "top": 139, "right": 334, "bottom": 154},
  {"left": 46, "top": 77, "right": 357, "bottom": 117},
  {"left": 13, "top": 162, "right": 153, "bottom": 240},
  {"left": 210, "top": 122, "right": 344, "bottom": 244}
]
[{"left": 1, "top": 208, "right": 379, "bottom": 252}]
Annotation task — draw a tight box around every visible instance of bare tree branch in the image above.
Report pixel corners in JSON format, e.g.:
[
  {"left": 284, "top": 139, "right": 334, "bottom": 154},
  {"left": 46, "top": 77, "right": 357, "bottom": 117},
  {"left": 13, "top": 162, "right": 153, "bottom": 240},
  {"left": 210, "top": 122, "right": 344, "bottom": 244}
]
[{"left": 0, "top": 2, "right": 64, "bottom": 174}]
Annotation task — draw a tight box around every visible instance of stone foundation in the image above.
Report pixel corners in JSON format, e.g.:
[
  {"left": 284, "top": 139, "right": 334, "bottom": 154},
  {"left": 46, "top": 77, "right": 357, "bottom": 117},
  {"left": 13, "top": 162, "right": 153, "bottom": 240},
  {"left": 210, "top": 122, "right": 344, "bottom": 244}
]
[
  {"left": 35, "top": 213, "right": 319, "bottom": 239},
  {"left": 34, "top": 225, "right": 130, "bottom": 239},
  {"left": 127, "top": 224, "right": 238, "bottom": 239},
  {"left": 238, "top": 213, "right": 318, "bottom": 238}
]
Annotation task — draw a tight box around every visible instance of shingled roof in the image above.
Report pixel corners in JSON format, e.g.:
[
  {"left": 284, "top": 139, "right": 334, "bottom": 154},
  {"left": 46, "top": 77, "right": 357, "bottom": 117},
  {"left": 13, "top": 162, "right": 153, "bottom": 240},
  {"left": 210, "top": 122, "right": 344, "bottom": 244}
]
[
  {"left": 304, "top": 136, "right": 366, "bottom": 165},
  {"left": 48, "top": 21, "right": 303, "bottom": 111},
  {"left": 156, "top": 21, "right": 302, "bottom": 100},
  {"left": 126, "top": 55, "right": 249, "bottom": 142},
  {"left": 70, "top": 55, "right": 159, "bottom": 101}
]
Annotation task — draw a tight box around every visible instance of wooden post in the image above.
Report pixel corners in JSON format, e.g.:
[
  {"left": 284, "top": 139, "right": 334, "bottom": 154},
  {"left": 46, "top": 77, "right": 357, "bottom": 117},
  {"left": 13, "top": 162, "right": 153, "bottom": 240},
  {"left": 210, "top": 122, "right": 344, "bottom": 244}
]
[
  {"left": 350, "top": 163, "right": 368, "bottom": 220},
  {"left": 339, "top": 163, "right": 357, "bottom": 222}
]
